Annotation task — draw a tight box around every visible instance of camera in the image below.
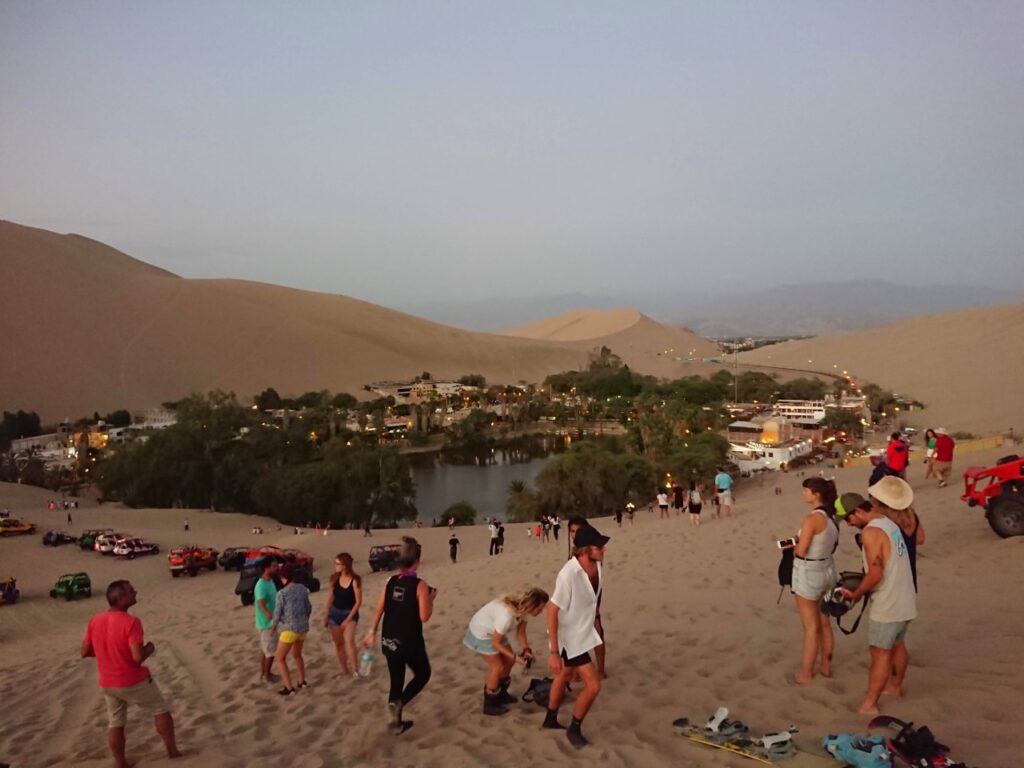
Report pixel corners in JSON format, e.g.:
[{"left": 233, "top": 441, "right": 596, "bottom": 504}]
[{"left": 776, "top": 537, "right": 797, "bottom": 549}]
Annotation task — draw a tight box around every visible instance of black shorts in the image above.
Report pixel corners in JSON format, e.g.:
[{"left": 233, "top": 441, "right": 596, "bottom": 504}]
[{"left": 561, "top": 649, "right": 592, "bottom": 668}]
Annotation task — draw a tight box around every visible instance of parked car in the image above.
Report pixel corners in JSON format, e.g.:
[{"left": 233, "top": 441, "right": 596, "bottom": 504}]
[
  {"left": 167, "top": 546, "right": 219, "bottom": 577},
  {"left": 234, "top": 549, "right": 319, "bottom": 606},
  {"left": 113, "top": 538, "right": 160, "bottom": 559},
  {"left": 368, "top": 544, "right": 402, "bottom": 572},
  {"left": 50, "top": 572, "right": 92, "bottom": 601},
  {"left": 217, "top": 547, "right": 252, "bottom": 571},
  {"left": 0, "top": 577, "right": 19, "bottom": 605},
  {"left": 94, "top": 533, "right": 129, "bottom": 555},
  {"left": 0, "top": 518, "right": 37, "bottom": 537},
  {"left": 43, "top": 529, "right": 79, "bottom": 546},
  {"left": 79, "top": 529, "right": 113, "bottom": 550}
]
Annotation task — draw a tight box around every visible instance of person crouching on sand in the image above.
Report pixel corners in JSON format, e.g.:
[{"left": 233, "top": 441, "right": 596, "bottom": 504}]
[
  {"left": 544, "top": 524, "right": 610, "bottom": 749},
  {"left": 786, "top": 478, "right": 839, "bottom": 684},
  {"left": 271, "top": 563, "right": 312, "bottom": 695},
  {"left": 464, "top": 587, "right": 548, "bottom": 715},
  {"left": 325, "top": 552, "right": 362, "bottom": 678},
  {"left": 363, "top": 536, "right": 435, "bottom": 735}
]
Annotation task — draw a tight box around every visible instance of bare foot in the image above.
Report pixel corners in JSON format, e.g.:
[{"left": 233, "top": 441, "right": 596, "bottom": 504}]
[
  {"left": 882, "top": 684, "right": 903, "bottom": 698},
  {"left": 793, "top": 673, "right": 814, "bottom": 685},
  {"left": 857, "top": 702, "right": 880, "bottom": 715},
  {"left": 818, "top": 668, "right": 832, "bottom": 678},
  {"left": 168, "top": 749, "right": 182, "bottom": 759}
]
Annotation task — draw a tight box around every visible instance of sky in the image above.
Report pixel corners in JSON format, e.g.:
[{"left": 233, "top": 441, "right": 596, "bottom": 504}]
[{"left": 2, "top": 1, "right": 1023, "bottom": 308}]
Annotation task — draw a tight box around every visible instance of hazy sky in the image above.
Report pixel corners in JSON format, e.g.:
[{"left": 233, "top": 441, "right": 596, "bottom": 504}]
[{"left": 2, "top": 1, "right": 1022, "bottom": 305}]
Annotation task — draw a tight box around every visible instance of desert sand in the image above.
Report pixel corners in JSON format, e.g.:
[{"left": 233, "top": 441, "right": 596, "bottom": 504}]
[
  {"left": 1, "top": 447, "right": 1021, "bottom": 767},
  {"left": 740, "top": 304, "right": 1024, "bottom": 436}
]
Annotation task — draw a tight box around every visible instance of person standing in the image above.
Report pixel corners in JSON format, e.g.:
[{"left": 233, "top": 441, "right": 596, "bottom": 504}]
[
  {"left": 448, "top": 516, "right": 455, "bottom": 531},
  {"left": 786, "top": 478, "right": 839, "bottom": 684},
  {"left": 271, "top": 563, "right": 312, "bottom": 695},
  {"left": 363, "top": 537, "right": 435, "bottom": 734},
  {"left": 183, "top": 519, "right": 189, "bottom": 532},
  {"left": 932, "top": 428, "right": 955, "bottom": 487},
  {"left": 552, "top": 515, "right": 561, "bottom": 541},
  {"left": 543, "top": 524, "right": 610, "bottom": 748},
  {"left": 688, "top": 482, "right": 703, "bottom": 526},
  {"left": 488, "top": 520, "right": 499, "bottom": 556},
  {"left": 325, "top": 553, "right": 362, "bottom": 679},
  {"left": 449, "top": 533, "right": 461, "bottom": 563},
  {"left": 922, "top": 429, "right": 938, "bottom": 479},
  {"left": 714, "top": 467, "right": 734, "bottom": 518},
  {"left": 496, "top": 522, "right": 505, "bottom": 553},
  {"left": 254, "top": 557, "right": 279, "bottom": 682},
  {"left": 839, "top": 476, "right": 917, "bottom": 715},
  {"left": 672, "top": 484, "right": 686, "bottom": 517},
  {"left": 464, "top": 588, "right": 549, "bottom": 716},
  {"left": 625, "top": 502, "right": 635, "bottom": 526},
  {"left": 656, "top": 489, "right": 669, "bottom": 519},
  {"left": 81, "top": 581, "right": 180, "bottom": 768},
  {"left": 885, "top": 433, "right": 909, "bottom": 479}
]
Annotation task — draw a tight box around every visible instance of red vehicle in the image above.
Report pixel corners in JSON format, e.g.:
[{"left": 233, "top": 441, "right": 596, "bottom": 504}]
[
  {"left": 243, "top": 545, "right": 314, "bottom": 570},
  {"left": 167, "top": 546, "right": 219, "bottom": 577},
  {"left": 961, "top": 454, "right": 1024, "bottom": 538}
]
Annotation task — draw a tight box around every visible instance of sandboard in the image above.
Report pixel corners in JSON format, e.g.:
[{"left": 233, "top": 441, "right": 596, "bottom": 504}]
[{"left": 673, "top": 715, "right": 798, "bottom": 764}]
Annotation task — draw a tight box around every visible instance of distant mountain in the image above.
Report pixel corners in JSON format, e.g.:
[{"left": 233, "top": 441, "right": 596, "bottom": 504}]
[{"left": 400, "top": 282, "right": 1023, "bottom": 337}]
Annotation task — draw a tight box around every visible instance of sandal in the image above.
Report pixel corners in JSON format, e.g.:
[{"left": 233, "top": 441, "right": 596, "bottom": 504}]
[
  {"left": 278, "top": 687, "right": 296, "bottom": 696},
  {"left": 297, "top": 681, "right": 309, "bottom": 689}
]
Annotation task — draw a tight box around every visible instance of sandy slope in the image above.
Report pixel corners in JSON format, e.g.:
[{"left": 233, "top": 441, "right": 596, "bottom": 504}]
[
  {"left": 1, "top": 222, "right": 719, "bottom": 421},
  {"left": 502, "top": 309, "right": 647, "bottom": 341},
  {"left": 1, "top": 450, "right": 1021, "bottom": 767},
  {"left": 740, "top": 304, "right": 1024, "bottom": 435}
]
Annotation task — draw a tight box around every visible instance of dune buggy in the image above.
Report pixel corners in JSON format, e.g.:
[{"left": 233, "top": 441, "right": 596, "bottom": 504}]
[
  {"left": 961, "top": 454, "right": 1024, "bottom": 538},
  {"left": 168, "top": 546, "right": 219, "bottom": 577},
  {"left": 51, "top": 572, "right": 92, "bottom": 600}
]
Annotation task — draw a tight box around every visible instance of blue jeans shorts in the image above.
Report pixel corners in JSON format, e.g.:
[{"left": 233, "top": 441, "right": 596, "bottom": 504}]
[
  {"left": 328, "top": 606, "right": 359, "bottom": 628},
  {"left": 463, "top": 627, "right": 510, "bottom": 656},
  {"left": 868, "top": 619, "right": 911, "bottom": 650}
]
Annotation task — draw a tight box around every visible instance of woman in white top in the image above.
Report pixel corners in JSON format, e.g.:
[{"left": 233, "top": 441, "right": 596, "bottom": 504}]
[
  {"left": 464, "top": 587, "right": 548, "bottom": 716},
  {"left": 787, "top": 477, "right": 839, "bottom": 684}
]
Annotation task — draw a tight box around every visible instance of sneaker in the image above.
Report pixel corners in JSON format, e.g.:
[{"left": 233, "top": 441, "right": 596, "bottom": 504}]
[
  {"left": 278, "top": 687, "right": 296, "bottom": 696},
  {"left": 297, "top": 681, "right": 308, "bottom": 689}
]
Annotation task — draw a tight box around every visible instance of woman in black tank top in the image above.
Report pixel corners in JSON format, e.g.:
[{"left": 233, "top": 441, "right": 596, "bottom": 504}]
[
  {"left": 363, "top": 537, "right": 436, "bottom": 734},
  {"left": 324, "top": 552, "right": 362, "bottom": 678}
]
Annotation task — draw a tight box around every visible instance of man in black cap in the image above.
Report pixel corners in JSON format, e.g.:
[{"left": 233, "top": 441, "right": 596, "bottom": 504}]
[{"left": 543, "top": 523, "right": 609, "bottom": 748}]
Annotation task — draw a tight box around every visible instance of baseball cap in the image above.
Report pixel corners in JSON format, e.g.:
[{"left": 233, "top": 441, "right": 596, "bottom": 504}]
[
  {"left": 835, "top": 492, "right": 868, "bottom": 519},
  {"left": 573, "top": 524, "right": 610, "bottom": 548}
]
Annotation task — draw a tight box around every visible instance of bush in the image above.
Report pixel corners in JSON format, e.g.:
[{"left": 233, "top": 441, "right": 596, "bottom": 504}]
[{"left": 440, "top": 501, "right": 477, "bottom": 526}]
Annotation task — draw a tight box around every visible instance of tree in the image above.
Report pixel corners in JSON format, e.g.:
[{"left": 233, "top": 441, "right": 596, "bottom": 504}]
[
  {"left": 104, "top": 409, "right": 132, "bottom": 428},
  {"left": 438, "top": 501, "right": 476, "bottom": 526},
  {"left": 254, "top": 387, "right": 283, "bottom": 410},
  {"left": 330, "top": 392, "right": 358, "bottom": 410},
  {"left": 458, "top": 374, "right": 486, "bottom": 387},
  {"left": 506, "top": 479, "right": 539, "bottom": 523}
]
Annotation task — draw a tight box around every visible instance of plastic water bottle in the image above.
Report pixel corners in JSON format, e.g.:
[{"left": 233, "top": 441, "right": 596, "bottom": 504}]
[{"left": 358, "top": 650, "right": 374, "bottom": 678}]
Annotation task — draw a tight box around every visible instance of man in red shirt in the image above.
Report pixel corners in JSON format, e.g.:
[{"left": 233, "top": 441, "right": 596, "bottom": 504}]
[
  {"left": 932, "top": 428, "right": 956, "bottom": 487},
  {"left": 81, "top": 580, "right": 180, "bottom": 768},
  {"left": 885, "top": 432, "right": 909, "bottom": 478}
]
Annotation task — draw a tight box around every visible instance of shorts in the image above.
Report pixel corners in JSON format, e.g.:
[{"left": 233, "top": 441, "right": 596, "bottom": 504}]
[
  {"left": 258, "top": 627, "right": 278, "bottom": 657},
  {"left": 279, "top": 630, "right": 307, "bottom": 644},
  {"left": 689, "top": 504, "right": 702, "bottom": 515},
  {"left": 718, "top": 491, "right": 733, "bottom": 506},
  {"left": 932, "top": 461, "right": 952, "bottom": 480},
  {"left": 462, "top": 628, "right": 510, "bottom": 655},
  {"left": 328, "top": 606, "right": 359, "bottom": 628},
  {"left": 561, "top": 649, "right": 592, "bottom": 668},
  {"left": 791, "top": 559, "right": 835, "bottom": 601},
  {"left": 868, "top": 619, "right": 911, "bottom": 650},
  {"left": 102, "top": 677, "right": 169, "bottom": 728}
]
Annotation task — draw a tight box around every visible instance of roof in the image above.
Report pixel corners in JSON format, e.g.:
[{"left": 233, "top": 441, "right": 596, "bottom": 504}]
[{"left": 728, "top": 421, "right": 762, "bottom": 430}]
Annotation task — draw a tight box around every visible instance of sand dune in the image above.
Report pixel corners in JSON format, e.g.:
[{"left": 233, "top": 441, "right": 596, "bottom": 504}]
[
  {"left": 502, "top": 309, "right": 646, "bottom": 341},
  {"left": 740, "top": 304, "right": 1024, "bottom": 435},
  {"left": 1, "top": 448, "right": 1021, "bottom": 767},
  {"left": 1, "top": 222, "right": 721, "bottom": 421}
]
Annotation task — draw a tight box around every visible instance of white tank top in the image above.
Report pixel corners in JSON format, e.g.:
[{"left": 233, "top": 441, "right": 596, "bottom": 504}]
[
  {"left": 863, "top": 517, "right": 917, "bottom": 622},
  {"left": 804, "top": 508, "right": 839, "bottom": 560}
]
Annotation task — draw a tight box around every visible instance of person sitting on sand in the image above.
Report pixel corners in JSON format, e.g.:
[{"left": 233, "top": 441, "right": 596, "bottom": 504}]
[
  {"left": 786, "top": 478, "right": 839, "bottom": 684},
  {"left": 325, "top": 553, "right": 362, "bottom": 679},
  {"left": 543, "top": 524, "right": 610, "bottom": 748},
  {"left": 271, "top": 563, "right": 312, "bottom": 695},
  {"left": 363, "top": 536, "right": 436, "bottom": 735},
  {"left": 464, "top": 587, "right": 548, "bottom": 716},
  {"left": 81, "top": 580, "right": 180, "bottom": 768},
  {"left": 838, "top": 476, "right": 917, "bottom": 715}
]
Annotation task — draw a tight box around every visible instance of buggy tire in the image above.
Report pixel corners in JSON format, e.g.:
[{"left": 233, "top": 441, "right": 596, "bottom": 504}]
[
  {"left": 171, "top": 570, "right": 180, "bottom": 578},
  {"left": 240, "top": 592, "right": 255, "bottom": 607},
  {"left": 84, "top": 588, "right": 91, "bottom": 597},
  {"left": 988, "top": 495, "right": 1024, "bottom": 538},
  {"left": 128, "top": 552, "right": 135, "bottom": 560},
  {"left": 208, "top": 561, "right": 217, "bottom": 570},
  {"left": 188, "top": 568, "right": 198, "bottom": 577},
  {"left": 65, "top": 592, "right": 73, "bottom": 601},
  {"left": 50, "top": 590, "right": 57, "bottom": 598}
]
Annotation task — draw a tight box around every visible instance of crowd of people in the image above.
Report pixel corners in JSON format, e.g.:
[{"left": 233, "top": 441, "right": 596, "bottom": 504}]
[{"left": 76, "top": 434, "right": 956, "bottom": 762}]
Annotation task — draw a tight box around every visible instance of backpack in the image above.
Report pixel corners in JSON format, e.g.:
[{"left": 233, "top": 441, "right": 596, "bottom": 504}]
[
  {"left": 821, "top": 733, "right": 892, "bottom": 767},
  {"left": 689, "top": 489, "right": 702, "bottom": 505},
  {"left": 521, "top": 677, "right": 554, "bottom": 708}
]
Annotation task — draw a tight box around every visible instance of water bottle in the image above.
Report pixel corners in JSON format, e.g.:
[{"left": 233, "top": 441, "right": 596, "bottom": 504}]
[{"left": 358, "top": 650, "right": 374, "bottom": 678}]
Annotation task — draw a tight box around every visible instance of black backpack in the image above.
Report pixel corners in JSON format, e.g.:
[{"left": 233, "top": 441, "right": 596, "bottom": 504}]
[{"left": 521, "top": 677, "right": 554, "bottom": 708}]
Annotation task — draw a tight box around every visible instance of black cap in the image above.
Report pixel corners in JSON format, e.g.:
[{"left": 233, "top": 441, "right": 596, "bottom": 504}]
[{"left": 573, "top": 524, "right": 610, "bottom": 548}]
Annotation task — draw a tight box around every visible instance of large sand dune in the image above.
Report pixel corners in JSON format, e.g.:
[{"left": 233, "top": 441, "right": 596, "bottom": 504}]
[
  {"left": 740, "top": 304, "right": 1024, "bottom": 435},
  {"left": 1, "top": 450, "right": 1021, "bottom": 767},
  {"left": 1, "top": 222, "right": 713, "bottom": 420}
]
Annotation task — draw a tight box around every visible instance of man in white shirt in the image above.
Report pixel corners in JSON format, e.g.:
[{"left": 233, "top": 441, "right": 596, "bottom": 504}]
[
  {"left": 543, "top": 524, "right": 610, "bottom": 749},
  {"left": 656, "top": 490, "right": 669, "bottom": 519},
  {"left": 488, "top": 520, "right": 498, "bottom": 556}
]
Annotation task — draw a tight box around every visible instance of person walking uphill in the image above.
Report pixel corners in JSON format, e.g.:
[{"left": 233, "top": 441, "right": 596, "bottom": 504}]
[
  {"left": 363, "top": 536, "right": 436, "bottom": 735},
  {"left": 543, "top": 524, "right": 610, "bottom": 749},
  {"left": 838, "top": 476, "right": 917, "bottom": 715},
  {"left": 714, "top": 467, "right": 734, "bottom": 518},
  {"left": 81, "top": 580, "right": 180, "bottom": 768}
]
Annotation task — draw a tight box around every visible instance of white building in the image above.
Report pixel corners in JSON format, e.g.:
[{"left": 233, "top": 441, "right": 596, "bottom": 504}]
[{"left": 774, "top": 400, "right": 826, "bottom": 423}]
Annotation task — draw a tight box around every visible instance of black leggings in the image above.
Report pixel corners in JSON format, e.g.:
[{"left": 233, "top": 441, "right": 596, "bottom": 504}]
[{"left": 385, "top": 645, "right": 431, "bottom": 705}]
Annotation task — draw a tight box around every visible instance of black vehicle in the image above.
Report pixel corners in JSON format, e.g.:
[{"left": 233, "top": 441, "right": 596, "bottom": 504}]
[
  {"left": 218, "top": 547, "right": 251, "bottom": 571},
  {"left": 368, "top": 544, "right": 402, "bottom": 573},
  {"left": 234, "top": 558, "right": 320, "bottom": 607},
  {"left": 43, "top": 530, "right": 79, "bottom": 546}
]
